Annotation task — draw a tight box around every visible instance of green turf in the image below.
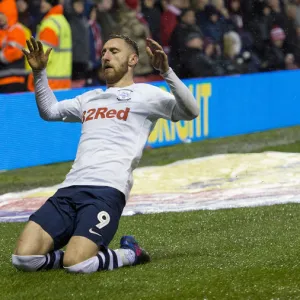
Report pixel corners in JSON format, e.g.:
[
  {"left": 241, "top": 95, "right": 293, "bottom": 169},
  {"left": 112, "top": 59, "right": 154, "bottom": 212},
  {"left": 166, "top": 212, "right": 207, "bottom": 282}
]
[
  {"left": 2, "top": 125, "right": 300, "bottom": 195},
  {"left": 2, "top": 126, "right": 300, "bottom": 298},
  {"left": 1, "top": 204, "right": 300, "bottom": 299}
]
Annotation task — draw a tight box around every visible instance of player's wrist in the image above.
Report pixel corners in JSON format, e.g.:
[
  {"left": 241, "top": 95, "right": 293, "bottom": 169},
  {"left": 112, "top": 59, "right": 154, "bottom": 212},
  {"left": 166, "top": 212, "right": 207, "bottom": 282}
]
[
  {"left": 32, "top": 68, "right": 47, "bottom": 77},
  {"left": 160, "top": 67, "right": 172, "bottom": 77}
]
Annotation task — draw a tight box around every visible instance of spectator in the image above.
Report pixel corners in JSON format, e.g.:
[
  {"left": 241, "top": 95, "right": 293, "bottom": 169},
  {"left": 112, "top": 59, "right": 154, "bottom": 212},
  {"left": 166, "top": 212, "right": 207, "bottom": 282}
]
[
  {"left": 86, "top": 5, "right": 103, "bottom": 86},
  {"left": 0, "top": 0, "right": 27, "bottom": 93},
  {"left": 141, "top": 0, "right": 161, "bottom": 43},
  {"left": 296, "top": 24, "right": 300, "bottom": 65},
  {"left": 28, "top": 0, "right": 43, "bottom": 17},
  {"left": 203, "top": 36, "right": 225, "bottom": 74},
  {"left": 227, "top": 0, "right": 243, "bottom": 31},
  {"left": 238, "top": 0, "right": 255, "bottom": 29},
  {"left": 66, "top": 0, "right": 90, "bottom": 82},
  {"left": 248, "top": 1, "right": 272, "bottom": 58},
  {"left": 16, "top": 0, "right": 32, "bottom": 71},
  {"left": 96, "top": 0, "right": 118, "bottom": 42},
  {"left": 83, "top": 0, "right": 94, "bottom": 17},
  {"left": 180, "top": 0, "right": 190, "bottom": 8},
  {"left": 285, "top": 2, "right": 300, "bottom": 63},
  {"left": 179, "top": 32, "right": 225, "bottom": 78},
  {"left": 262, "top": 27, "right": 288, "bottom": 71},
  {"left": 211, "top": 0, "right": 230, "bottom": 21},
  {"left": 212, "top": 0, "right": 235, "bottom": 31},
  {"left": 27, "top": 0, "right": 44, "bottom": 36},
  {"left": 160, "top": 0, "right": 182, "bottom": 51},
  {"left": 169, "top": 8, "right": 203, "bottom": 74},
  {"left": 220, "top": 31, "right": 259, "bottom": 75},
  {"left": 193, "top": 0, "right": 209, "bottom": 29},
  {"left": 0, "top": 0, "right": 298, "bottom": 94},
  {"left": 116, "top": 0, "right": 153, "bottom": 76},
  {"left": 227, "top": 0, "right": 253, "bottom": 50},
  {"left": 201, "top": 4, "right": 228, "bottom": 44},
  {"left": 203, "top": 36, "right": 222, "bottom": 60},
  {"left": 221, "top": 31, "right": 242, "bottom": 75},
  {"left": 267, "top": 0, "right": 288, "bottom": 30},
  {"left": 296, "top": 0, "right": 300, "bottom": 27},
  {"left": 285, "top": 52, "right": 299, "bottom": 70},
  {"left": 16, "top": 0, "right": 35, "bottom": 32},
  {"left": 28, "top": 0, "right": 72, "bottom": 91}
]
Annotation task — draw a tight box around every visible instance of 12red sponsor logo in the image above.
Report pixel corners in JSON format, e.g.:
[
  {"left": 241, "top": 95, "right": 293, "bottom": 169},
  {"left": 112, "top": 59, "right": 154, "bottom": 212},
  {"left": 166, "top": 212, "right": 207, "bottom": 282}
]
[{"left": 82, "top": 107, "right": 130, "bottom": 123}]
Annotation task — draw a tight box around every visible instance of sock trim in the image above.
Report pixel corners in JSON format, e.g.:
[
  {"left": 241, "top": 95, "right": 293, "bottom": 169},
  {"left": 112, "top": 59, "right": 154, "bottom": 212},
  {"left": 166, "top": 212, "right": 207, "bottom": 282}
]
[
  {"left": 111, "top": 250, "right": 118, "bottom": 269},
  {"left": 97, "top": 253, "right": 104, "bottom": 271},
  {"left": 45, "top": 251, "right": 56, "bottom": 270},
  {"left": 108, "top": 250, "right": 113, "bottom": 270},
  {"left": 59, "top": 251, "right": 64, "bottom": 268},
  {"left": 103, "top": 250, "right": 110, "bottom": 270}
]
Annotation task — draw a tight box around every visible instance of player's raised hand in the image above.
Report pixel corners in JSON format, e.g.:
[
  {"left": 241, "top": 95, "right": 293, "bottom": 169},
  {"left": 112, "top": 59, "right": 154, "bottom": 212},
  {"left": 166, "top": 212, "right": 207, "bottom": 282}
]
[
  {"left": 22, "top": 37, "right": 52, "bottom": 71},
  {"left": 146, "top": 38, "right": 169, "bottom": 74}
]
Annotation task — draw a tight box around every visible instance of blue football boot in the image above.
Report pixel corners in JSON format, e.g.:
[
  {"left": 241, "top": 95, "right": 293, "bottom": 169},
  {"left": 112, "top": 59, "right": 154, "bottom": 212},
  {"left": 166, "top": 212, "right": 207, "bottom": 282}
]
[{"left": 120, "top": 235, "right": 151, "bottom": 265}]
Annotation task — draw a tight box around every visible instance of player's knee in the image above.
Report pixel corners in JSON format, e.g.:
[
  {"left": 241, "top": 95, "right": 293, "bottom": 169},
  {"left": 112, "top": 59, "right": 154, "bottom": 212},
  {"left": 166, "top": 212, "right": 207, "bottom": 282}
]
[
  {"left": 12, "top": 254, "right": 43, "bottom": 272},
  {"left": 63, "top": 253, "right": 84, "bottom": 268},
  {"left": 63, "top": 244, "right": 98, "bottom": 269},
  {"left": 63, "top": 255, "right": 87, "bottom": 273},
  {"left": 14, "top": 245, "right": 36, "bottom": 256},
  {"left": 14, "top": 237, "right": 51, "bottom": 256},
  {"left": 63, "top": 251, "right": 98, "bottom": 273}
]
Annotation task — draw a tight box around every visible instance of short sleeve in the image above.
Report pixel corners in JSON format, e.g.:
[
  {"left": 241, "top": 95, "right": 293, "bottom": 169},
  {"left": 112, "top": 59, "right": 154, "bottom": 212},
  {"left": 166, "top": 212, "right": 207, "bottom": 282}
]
[{"left": 147, "top": 86, "right": 177, "bottom": 121}]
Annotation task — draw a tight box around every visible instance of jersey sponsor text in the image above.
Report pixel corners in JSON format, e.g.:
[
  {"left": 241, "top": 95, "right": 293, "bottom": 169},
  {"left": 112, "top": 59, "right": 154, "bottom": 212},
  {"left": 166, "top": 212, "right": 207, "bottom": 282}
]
[{"left": 82, "top": 107, "right": 130, "bottom": 123}]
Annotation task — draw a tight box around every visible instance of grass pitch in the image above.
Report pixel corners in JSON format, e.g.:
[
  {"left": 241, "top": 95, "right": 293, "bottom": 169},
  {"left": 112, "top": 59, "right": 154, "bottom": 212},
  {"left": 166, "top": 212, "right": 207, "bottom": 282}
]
[
  {"left": 1, "top": 205, "right": 300, "bottom": 299},
  {"left": 2, "top": 126, "right": 300, "bottom": 299}
]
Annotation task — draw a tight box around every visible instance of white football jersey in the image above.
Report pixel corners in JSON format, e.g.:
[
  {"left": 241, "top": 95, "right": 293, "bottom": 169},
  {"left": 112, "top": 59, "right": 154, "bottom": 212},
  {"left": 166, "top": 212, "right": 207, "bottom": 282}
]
[{"left": 57, "top": 83, "right": 177, "bottom": 200}]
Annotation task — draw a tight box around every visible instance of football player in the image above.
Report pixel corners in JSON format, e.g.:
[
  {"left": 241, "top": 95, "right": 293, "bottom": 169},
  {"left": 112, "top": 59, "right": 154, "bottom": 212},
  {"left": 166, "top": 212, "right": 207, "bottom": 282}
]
[{"left": 12, "top": 35, "right": 199, "bottom": 273}]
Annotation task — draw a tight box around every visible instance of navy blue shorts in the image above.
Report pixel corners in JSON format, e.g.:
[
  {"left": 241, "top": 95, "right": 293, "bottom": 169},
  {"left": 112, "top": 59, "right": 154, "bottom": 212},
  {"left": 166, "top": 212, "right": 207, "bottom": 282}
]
[{"left": 29, "top": 186, "right": 125, "bottom": 250}]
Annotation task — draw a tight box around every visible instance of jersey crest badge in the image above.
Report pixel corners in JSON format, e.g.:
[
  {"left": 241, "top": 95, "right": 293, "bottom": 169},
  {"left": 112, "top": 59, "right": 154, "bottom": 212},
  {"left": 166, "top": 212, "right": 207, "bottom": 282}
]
[{"left": 117, "top": 89, "right": 132, "bottom": 101}]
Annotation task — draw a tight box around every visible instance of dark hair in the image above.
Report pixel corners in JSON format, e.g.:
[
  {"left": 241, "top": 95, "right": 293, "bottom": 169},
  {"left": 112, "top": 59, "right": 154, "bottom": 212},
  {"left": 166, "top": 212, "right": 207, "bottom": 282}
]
[
  {"left": 205, "top": 5, "right": 219, "bottom": 17},
  {"left": 45, "top": 0, "right": 59, "bottom": 6},
  {"left": 107, "top": 34, "right": 139, "bottom": 57}
]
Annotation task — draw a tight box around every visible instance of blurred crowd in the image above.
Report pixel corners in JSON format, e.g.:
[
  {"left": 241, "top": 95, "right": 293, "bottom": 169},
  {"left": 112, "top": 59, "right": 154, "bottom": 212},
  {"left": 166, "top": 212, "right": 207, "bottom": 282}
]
[{"left": 0, "top": 0, "right": 299, "bottom": 93}]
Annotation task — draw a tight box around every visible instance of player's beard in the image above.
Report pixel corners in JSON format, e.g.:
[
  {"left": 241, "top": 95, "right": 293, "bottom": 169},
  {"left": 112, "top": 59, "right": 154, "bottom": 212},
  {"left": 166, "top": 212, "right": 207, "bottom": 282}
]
[{"left": 104, "top": 61, "right": 129, "bottom": 85}]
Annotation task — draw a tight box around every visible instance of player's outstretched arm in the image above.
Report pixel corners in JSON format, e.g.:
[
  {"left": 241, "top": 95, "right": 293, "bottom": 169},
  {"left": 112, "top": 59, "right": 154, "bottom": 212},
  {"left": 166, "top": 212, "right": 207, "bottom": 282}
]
[
  {"left": 22, "top": 37, "right": 62, "bottom": 121},
  {"left": 22, "top": 37, "right": 81, "bottom": 122},
  {"left": 146, "top": 38, "right": 199, "bottom": 121}
]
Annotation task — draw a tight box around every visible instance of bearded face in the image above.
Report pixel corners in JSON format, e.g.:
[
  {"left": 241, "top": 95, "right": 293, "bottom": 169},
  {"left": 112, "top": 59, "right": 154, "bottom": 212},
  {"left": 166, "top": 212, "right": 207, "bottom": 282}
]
[
  {"left": 102, "top": 58, "right": 129, "bottom": 85},
  {"left": 101, "top": 39, "right": 134, "bottom": 85}
]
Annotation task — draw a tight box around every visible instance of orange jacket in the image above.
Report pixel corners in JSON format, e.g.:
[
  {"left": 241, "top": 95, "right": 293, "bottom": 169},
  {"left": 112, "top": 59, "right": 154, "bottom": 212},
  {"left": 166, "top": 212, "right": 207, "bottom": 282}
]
[
  {"left": 39, "top": 5, "right": 63, "bottom": 49},
  {"left": 0, "top": 0, "right": 27, "bottom": 86}
]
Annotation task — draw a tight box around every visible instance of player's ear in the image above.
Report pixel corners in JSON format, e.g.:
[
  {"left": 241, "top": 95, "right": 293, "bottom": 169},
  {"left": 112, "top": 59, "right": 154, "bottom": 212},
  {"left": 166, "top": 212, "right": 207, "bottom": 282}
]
[{"left": 128, "top": 53, "right": 138, "bottom": 68}]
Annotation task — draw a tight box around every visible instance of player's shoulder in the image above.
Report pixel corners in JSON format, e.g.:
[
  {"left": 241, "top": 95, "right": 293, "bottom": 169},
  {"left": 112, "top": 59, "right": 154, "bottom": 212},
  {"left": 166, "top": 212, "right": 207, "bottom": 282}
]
[
  {"left": 77, "top": 88, "right": 104, "bottom": 103},
  {"left": 133, "top": 83, "right": 172, "bottom": 97},
  {"left": 134, "top": 83, "right": 162, "bottom": 91}
]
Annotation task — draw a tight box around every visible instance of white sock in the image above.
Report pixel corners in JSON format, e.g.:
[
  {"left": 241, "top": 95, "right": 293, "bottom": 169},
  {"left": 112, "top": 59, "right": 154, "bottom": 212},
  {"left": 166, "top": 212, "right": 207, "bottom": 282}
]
[
  {"left": 64, "top": 249, "right": 124, "bottom": 274},
  {"left": 115, "top": 249, "right": 136, "bottom": 266},
  {"left": 12, "top": 250, "right": 64, "bottom": 272},
  {"left": 64, "top": 256, "right": 100, "bottom": 274}
]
